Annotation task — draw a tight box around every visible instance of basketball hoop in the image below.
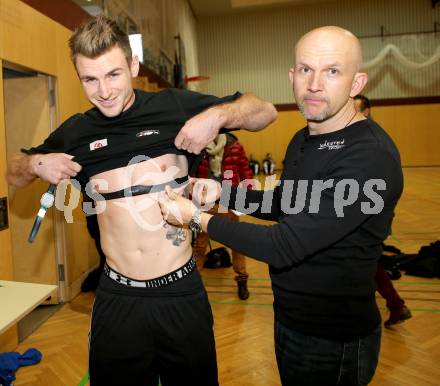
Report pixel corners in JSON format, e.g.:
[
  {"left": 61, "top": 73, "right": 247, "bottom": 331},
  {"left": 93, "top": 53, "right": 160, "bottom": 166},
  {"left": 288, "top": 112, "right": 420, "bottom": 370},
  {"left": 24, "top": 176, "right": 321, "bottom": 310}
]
[{"left": 185, "top": 76, "right": 210, "bottom": 83}]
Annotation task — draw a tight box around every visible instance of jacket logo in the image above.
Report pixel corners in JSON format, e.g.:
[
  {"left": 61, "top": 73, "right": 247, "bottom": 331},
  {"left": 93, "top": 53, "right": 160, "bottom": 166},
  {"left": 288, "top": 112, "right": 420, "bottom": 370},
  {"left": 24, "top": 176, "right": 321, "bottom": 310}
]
[
  {"left": 318, "top": 139, "right": 345, "bottom": 150},
  {"left": 136, "top": 129, "right": 160, "bottom": 137},
  {"left": 89, "top": 138, "right": 108, "bottom": 151}
]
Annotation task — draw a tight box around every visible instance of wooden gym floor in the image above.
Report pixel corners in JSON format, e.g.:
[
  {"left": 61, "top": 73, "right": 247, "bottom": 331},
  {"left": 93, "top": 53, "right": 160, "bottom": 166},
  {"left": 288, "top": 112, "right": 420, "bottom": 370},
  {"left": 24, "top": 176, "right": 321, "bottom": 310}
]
[{"left": 12, "top": 167, "right": 440, "bottom": 386}]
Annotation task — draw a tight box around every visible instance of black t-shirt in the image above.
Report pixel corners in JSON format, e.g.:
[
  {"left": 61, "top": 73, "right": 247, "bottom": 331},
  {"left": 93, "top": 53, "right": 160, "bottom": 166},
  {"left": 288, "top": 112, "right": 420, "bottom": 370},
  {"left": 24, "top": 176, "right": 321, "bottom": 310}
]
[
  {"left": 23, "top": 88, "right": 241, "bottom": 181},
  {"left": 208, "top": 118, "right": 403, "bottom": 340}
]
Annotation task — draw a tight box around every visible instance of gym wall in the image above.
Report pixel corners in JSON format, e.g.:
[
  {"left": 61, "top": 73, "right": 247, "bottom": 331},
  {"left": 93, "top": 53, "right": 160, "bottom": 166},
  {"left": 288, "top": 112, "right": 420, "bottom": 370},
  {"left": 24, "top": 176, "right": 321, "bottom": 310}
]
[
  {"left": 0, "top": 0, "right": 96, "bottom": 350},
  {"left": 197, "top": 0, "right": 440, "bottom": 166},
  {"left": 234, "top": 103, "right": 440, "bottom": 168}
]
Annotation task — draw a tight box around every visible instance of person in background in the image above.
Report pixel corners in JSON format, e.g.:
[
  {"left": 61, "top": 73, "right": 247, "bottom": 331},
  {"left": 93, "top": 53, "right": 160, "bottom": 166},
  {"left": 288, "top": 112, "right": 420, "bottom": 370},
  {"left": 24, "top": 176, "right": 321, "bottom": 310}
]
[
  {"left": 353, "top": 94, "right": 371, "bottom": 118},
  {"left": 193, "top": 133, "right": 253, "bottom": 300},
  {"left": 354, "top": 93, "right": 412, "bottom": 327}
]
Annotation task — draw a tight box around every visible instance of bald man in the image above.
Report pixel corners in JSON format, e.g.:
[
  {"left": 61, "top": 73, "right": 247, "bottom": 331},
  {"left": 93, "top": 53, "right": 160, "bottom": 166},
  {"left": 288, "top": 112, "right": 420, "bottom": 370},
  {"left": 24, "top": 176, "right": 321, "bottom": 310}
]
[{"left": 160, "top": 26, "right": 403, "bottom": 385}]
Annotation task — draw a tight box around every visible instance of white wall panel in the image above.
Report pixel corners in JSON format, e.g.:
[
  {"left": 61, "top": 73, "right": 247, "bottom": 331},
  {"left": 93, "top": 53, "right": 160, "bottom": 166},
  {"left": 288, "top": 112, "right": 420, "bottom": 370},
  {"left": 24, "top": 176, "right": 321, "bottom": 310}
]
[{"left": 198, "top": 0, "right": 440, "bottom": 102}]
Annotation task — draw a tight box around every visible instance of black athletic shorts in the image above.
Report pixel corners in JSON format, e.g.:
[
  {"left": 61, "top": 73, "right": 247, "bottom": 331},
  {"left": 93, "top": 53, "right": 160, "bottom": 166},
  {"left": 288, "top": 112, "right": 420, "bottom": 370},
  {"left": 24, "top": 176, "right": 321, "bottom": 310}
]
[{"left": 88, "top": 258, "right": 218, "bottom": 386}]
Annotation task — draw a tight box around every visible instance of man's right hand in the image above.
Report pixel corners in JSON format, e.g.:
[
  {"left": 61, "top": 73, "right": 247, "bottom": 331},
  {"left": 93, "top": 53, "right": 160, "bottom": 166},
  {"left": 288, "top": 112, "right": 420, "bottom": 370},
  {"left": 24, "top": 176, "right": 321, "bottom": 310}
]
[{"left": 31, "top": 153, "right": 82, "bottom": 184}]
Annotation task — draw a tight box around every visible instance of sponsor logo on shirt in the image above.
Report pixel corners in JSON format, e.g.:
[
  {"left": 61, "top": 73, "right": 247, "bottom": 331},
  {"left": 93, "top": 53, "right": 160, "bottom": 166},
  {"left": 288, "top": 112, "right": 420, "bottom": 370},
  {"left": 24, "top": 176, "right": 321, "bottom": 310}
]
[
  {"left": 89, "top": 138, "right": 108, "bottom": 151},
  {"left": 318, "top": 139, "right": 345, "bottom": 150},
  {"left": 136, "top": 129, "right": 160, "bottom": 138}
]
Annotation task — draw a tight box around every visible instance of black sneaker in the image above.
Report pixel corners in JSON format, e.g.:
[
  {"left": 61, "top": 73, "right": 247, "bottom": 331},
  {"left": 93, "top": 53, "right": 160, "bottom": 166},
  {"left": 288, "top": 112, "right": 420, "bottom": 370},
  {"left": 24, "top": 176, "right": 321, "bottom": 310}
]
[
  {"left": 237, "top": 281, "right": 250, "bottom": 300},
  {"left": 384, "top": 306, "right": 412, "bottom": 328}
]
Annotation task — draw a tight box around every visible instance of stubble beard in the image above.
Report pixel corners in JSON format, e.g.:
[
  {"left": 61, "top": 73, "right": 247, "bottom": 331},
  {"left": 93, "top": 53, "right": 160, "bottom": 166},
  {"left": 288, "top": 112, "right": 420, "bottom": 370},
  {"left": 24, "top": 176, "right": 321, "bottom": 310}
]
[{"left": 297, "top": 99, "right": 332, "bottom": 122}]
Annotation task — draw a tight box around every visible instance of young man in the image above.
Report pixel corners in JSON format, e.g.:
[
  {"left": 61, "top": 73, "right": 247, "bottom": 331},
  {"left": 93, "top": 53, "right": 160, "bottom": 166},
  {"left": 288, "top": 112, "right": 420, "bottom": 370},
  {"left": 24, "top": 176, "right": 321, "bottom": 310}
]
[
  {"left": 160, "top": 26, "right": 403, "bottom": 385},
  {"left": 6, "top": 16, "right": 277, "bottom": 386}
]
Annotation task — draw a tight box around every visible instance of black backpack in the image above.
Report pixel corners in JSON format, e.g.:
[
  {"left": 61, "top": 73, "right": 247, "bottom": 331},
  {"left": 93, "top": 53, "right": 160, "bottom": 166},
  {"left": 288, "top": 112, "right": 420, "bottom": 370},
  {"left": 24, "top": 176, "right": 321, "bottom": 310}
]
[
  {"left": 203, "top": 242, "right": 233, "bottom": 269},
  {"left": 404, "top": 241, "right": 440, "bottom": 278},
  {"left": 380, "top": 241, "right": 440, "bottom": 279}
]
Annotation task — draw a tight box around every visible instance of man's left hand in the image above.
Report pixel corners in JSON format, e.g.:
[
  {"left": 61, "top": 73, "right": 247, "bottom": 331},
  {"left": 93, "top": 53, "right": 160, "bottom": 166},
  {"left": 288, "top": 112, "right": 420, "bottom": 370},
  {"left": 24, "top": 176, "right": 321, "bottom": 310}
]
[{"left": 175, "top": 108, "right": 225, "bottom": 154}]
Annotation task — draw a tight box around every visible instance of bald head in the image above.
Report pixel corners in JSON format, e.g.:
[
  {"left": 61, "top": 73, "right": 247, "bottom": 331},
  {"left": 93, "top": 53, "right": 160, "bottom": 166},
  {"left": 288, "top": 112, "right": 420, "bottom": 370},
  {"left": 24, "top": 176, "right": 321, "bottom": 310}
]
[
  {"left": 295, "top": 26, "right": 363, "bottom": 73},
  {"left": 289, "top": 26, "right": 368, "bottom": 128}
]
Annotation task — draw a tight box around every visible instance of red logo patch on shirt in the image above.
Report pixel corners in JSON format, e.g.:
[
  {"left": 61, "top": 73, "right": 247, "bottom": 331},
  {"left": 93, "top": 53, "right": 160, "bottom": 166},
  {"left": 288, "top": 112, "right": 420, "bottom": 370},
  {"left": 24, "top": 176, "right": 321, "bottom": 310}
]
[{"left": 89, "top": 139, "right": 108, "bottom": 151}]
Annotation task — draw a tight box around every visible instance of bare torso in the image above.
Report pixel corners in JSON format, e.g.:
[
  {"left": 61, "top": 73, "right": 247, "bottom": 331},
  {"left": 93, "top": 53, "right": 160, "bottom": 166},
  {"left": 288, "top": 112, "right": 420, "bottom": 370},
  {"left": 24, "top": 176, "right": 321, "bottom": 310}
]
[{"left": 91, "top": 154, "right": 191, "bottom": 280}]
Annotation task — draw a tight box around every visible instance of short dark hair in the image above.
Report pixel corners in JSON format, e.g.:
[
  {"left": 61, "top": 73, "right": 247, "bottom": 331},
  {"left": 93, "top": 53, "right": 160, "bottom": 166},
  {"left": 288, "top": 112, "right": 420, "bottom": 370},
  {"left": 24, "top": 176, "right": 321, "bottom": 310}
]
[
  {"left": 354, "top": 94, "right": 371, "bottom": 111},
  {"left": 69, "top": 15, "right": 132, "bottom": 66}
]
